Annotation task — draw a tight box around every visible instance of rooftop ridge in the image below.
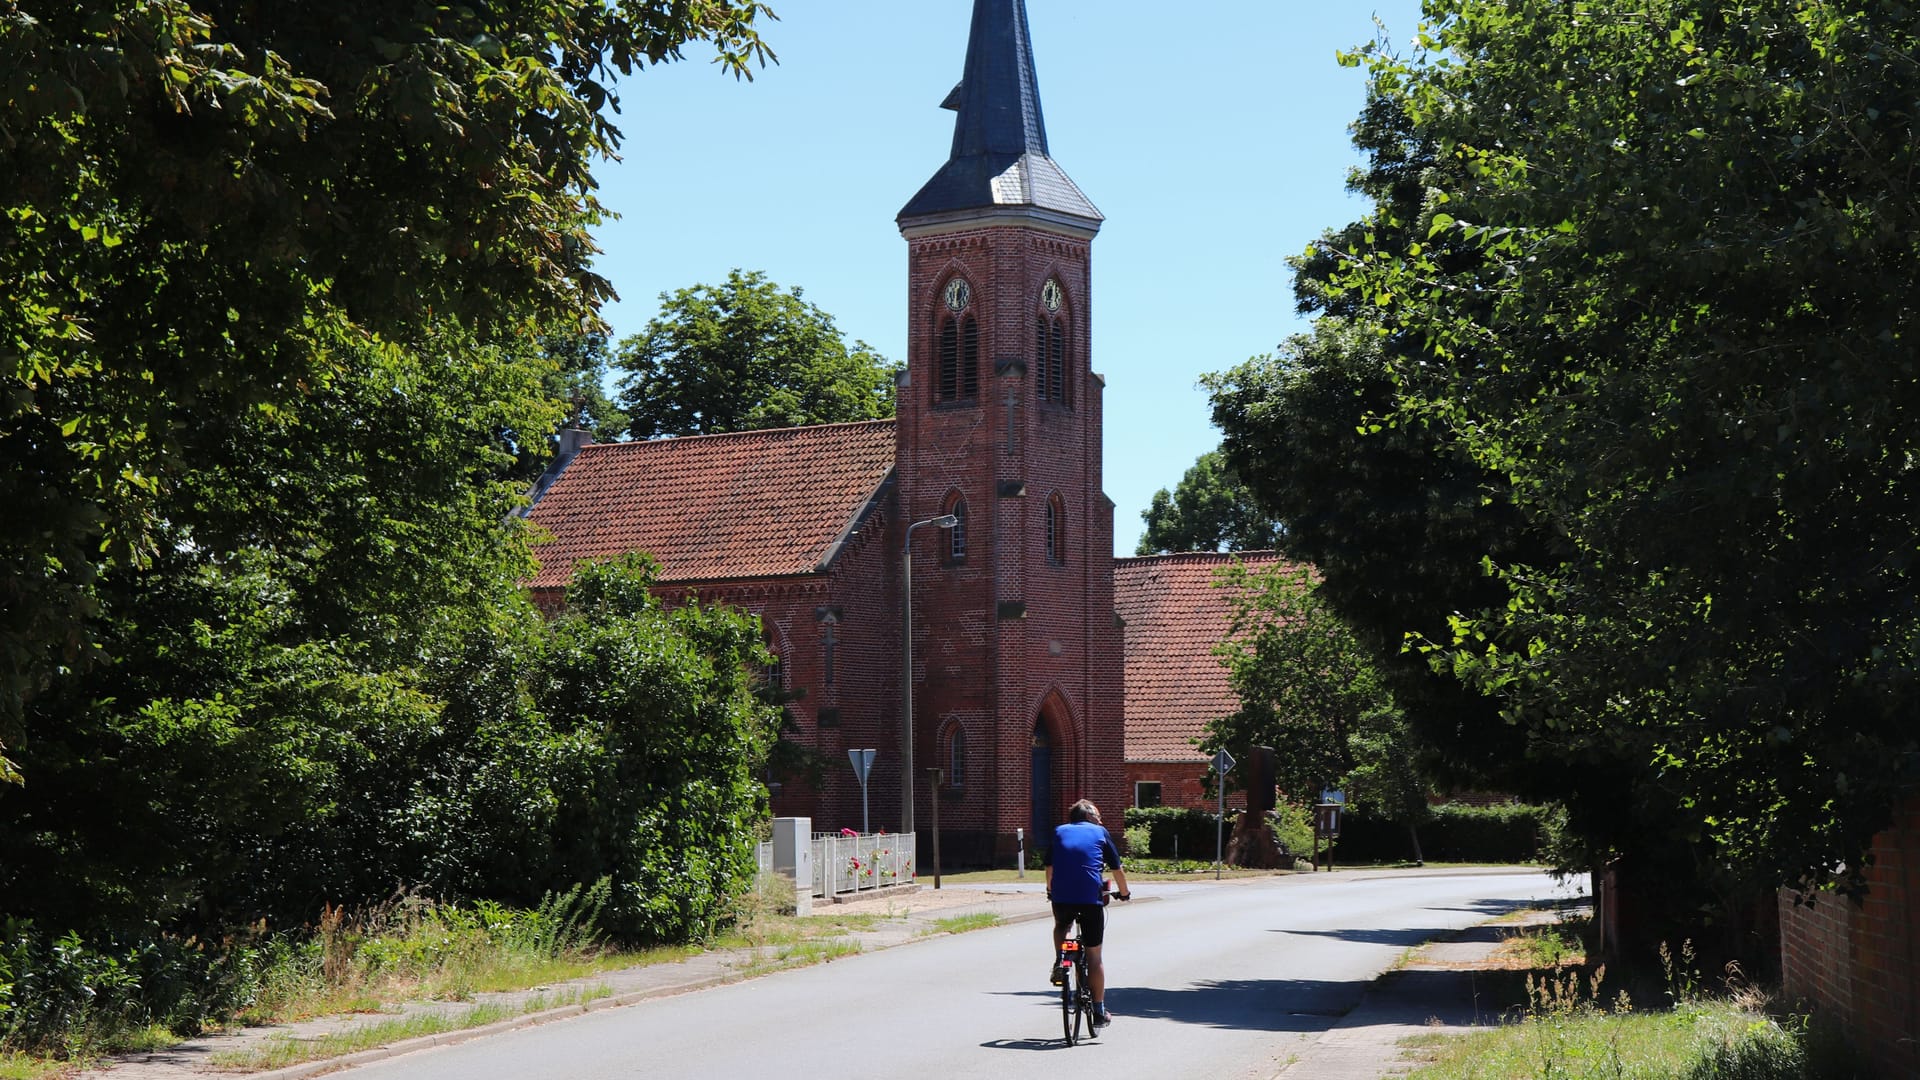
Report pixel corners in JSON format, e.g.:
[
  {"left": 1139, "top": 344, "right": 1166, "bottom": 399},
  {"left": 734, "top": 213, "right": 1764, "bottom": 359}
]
[
  {"left": 574, "top": 418, "right": 895, "bottom": 453},
  {"left": 1117, "top": 550, "right": 1285, "bottom": 565}
]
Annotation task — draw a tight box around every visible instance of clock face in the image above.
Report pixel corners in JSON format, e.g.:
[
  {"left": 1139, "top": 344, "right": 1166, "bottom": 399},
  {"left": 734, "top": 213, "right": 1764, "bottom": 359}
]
[
  {"left": 1041, "top": 278, "right": 1063, "bottom": 313},
  {"left": 943, "top": 279, "right": 971, "bottom": 312}
]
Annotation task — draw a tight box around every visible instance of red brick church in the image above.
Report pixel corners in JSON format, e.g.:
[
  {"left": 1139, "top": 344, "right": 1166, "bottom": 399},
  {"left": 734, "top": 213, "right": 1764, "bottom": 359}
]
[{"left": 526, "top": 0, "right": 1282, "bottom": 864}]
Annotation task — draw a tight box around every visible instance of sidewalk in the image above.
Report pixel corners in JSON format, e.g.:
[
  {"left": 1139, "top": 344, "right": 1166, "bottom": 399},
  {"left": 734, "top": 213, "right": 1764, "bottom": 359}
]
[
  {"left": 75, "top": 876, "right": 1569, "bottom": 1080},
  {"left": 1273, "top": 905, "right": 1573, "bottom": 1080}
]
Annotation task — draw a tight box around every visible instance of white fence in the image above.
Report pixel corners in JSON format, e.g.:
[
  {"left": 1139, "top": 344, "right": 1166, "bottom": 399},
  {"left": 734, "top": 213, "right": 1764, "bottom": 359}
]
[{"left": 757, "top": 832, "right": 916, "bottom": 900}]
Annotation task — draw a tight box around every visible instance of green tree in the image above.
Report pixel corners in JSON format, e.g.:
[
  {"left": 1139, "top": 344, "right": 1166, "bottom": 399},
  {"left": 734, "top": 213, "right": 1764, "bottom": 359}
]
[
  {"left": 0, "top": 0, "right": 785, "bottom": 937},
  {"left": 0, "top": 0, "right": 777, "bottom": 779},
  {"left": 1287, "top": 0, "right": 1920, "bottom": 907},
  {"left": 1205, "top": 320, "right": 1581, "bottom": 809},
  {"left": 1202, "top": 561, "right": 1429, "bottom": 854},
  {"left": 1135, "top": 450, "right": 1281, "bottom": 555},
  {"left": 615, "top": 269, "right": 898, "bottom": 438},
  {"left": 506, "top": 329, "right": 631, "bottom": 481}
]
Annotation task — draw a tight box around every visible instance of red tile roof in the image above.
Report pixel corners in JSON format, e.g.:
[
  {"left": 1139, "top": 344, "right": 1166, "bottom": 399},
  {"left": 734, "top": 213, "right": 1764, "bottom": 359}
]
[
  {"left": 1113, "top": 551, "right": 1293, "bottom": 762},
  {"left": 525, "top": 421, "right": 896, "bottom": 589}
]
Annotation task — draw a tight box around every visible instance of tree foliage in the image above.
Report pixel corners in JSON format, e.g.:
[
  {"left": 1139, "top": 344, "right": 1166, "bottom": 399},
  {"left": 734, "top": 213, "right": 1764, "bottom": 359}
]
[
  {"left": 0, "top": 0, "right": 784, "bottom": 940},
  {"left": 1223, "top": 0, "right": 1920, "bottom": 901},
  {"left": 615, "top": 269, "right": 898, "bottom": 438},
  {"left": 1135, "top": 450, "right": 1281, "bottom": 555},
  {"left": 1202, "top": 563, "right": 1428, "bottom": 832},
  {"left": 0, "top": 0, "right": 776, "bottom": 778}
]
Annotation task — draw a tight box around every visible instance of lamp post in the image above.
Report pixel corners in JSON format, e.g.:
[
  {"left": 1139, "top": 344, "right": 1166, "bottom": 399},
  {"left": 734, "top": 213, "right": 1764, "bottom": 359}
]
[{"left": 902, "top": 513, "right": 959, "bottom": 837}]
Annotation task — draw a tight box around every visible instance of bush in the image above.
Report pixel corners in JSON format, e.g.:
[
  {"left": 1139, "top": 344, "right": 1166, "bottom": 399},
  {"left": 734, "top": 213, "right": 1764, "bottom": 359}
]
[
  {"left": 1272, "top": 802, "right": 1315, "bottom": 858},
  {"left": 1683, "top": 1016, "right": 1806, "bottom": 1080},
  {"left": 1328, "top": 802, "right": 1553, "bottom": 864},
  {"left": 1123, "top": 807, "right": 1223, "bottom": 861},
  {"left": 0, "top": 919, "right": 266, "bottom": 1057}
]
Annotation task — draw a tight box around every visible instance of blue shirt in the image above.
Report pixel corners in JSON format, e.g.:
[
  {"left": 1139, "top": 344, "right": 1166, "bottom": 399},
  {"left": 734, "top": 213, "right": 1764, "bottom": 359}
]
[{"left": 1045, "top": 821, "right": 1122, "bottom": 905}]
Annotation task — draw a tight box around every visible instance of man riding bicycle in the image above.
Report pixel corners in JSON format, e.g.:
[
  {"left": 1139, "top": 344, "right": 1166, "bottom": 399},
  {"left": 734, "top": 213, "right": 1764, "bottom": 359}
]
[{"left": 1044, "top": 799, "right": 1131, "bottom": 1028}]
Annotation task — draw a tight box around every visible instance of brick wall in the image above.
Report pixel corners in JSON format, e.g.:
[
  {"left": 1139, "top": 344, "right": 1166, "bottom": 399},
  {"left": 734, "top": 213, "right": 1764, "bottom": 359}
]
[
  {"left": 1779, "top": 793, "right": 1920, "bottom": 1079},
  {"left": 1126, "top": 760, "right": 1249, "bottom": 812}
]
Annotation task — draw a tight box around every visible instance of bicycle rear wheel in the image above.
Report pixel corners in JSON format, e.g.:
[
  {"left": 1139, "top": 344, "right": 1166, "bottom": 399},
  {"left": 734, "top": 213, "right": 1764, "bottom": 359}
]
[
  {"left": 1061, "top": 964, "right": 1078, "bottom": 1045},
  {"left": 1073, "top": 958, "right": 1093, "bottom": 1040}
]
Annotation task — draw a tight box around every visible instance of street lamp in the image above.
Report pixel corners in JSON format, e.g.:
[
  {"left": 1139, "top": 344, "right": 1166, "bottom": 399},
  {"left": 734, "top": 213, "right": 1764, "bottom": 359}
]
[{"left": 902, "top": 513, "right": 959, "bottom": 836}]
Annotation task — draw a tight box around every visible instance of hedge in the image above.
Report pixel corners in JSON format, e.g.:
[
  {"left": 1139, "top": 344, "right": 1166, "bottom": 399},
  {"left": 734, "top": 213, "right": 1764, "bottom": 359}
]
[{"left": 1326, "top": 802, "right": 1553, "bottom": 864}]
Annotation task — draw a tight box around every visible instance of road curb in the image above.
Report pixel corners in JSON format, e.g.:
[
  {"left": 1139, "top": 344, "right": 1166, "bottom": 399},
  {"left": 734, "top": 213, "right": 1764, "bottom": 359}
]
[{"left": 245, "top": 975, "right": 742, "bottom": 1080}]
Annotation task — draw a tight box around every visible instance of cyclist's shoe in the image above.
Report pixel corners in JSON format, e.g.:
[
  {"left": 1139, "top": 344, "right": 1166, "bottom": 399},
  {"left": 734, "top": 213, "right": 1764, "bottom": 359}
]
[
  {"left": 1093, "top": 1005, "right": 1113, "bottom": 1027},
  {"left": 1049, "top": 960, "right": 1066, "bottom": 986}
]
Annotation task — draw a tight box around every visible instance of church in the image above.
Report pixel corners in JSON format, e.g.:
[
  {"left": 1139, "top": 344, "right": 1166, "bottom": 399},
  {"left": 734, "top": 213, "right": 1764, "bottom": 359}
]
[{"left": 525, "top": 0, "right": 1282, "bottom": 865}]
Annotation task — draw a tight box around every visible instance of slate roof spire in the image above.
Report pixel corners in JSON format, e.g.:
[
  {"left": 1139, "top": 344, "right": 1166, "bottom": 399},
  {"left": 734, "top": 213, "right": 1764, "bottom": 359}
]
[{"left": 898, "top": 0, "right": 1102, "bottom": 229}]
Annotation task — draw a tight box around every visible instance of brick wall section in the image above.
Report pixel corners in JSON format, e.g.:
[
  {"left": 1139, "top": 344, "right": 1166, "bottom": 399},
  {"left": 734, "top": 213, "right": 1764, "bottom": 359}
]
[
  {"left": 1779, "top": 793, "right": 1920, "bottom": 1079},
  {"left": 1129, "top": 761, "right": 1202, "bottom": 808}
]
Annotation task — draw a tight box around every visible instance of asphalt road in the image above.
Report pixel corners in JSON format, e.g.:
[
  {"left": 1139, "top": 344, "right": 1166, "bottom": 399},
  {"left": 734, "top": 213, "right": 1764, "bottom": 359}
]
[{"left": 330, "top": 869, "right": 1580, "bottom": 1080}]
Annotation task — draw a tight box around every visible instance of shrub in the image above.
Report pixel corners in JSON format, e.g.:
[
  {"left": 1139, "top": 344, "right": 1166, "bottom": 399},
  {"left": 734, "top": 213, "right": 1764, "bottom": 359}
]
[
  {"left": 0, "top": 919, "right": 266, "bottom": 1057},
  {"left": 1328, "top": 802, "right": 1553, "bottom": 864},
  {"left": 1683, "top": 1016, "right": 1806, "bottom": 1080},
  {"left": 1271, "top": 802, "right": 1315, "bottom": 858},
  {"left": 1123, "top": 806, "right": 1223, "bottom": 861}
]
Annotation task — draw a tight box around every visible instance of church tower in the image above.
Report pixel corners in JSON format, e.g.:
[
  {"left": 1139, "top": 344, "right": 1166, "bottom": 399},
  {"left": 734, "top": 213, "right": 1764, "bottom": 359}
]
[{"left": 896, "top": 0, "right": 1125, "bottom": 863}]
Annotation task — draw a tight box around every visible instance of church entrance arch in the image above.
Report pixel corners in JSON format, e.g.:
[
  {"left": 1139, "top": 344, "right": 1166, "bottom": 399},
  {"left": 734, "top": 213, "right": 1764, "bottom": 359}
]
[
  {"left": 1030, "top": 694, "right": 1077, "bottom": 852},
  {"left": 1029, "top": 721, "right": 1051, "bottom": 854}
]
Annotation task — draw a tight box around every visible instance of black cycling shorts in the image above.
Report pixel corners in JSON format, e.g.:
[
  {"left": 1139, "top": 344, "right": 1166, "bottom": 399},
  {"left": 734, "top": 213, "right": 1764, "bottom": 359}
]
[{"left": 1052, "top": 902, "right": 1106, "bottom": 949}]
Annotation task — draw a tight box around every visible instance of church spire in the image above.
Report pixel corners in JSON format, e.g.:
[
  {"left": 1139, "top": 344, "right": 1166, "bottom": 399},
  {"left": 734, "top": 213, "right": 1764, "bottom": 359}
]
[
  {"left": 949, "top": 0, "right": 1048, "bottom": 160},
  {"left": 898, "top": 0, "right": 1102, "bottom": 229}
]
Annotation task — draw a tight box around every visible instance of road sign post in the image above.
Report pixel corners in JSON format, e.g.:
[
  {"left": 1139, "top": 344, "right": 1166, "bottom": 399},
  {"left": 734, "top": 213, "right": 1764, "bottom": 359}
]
[
  {"left": 848, "top": 749, "right": 876, "bottom": 834},
  {"left": 927, "top": 767, "right": 944, "bottom": 888},
  {"left": 1213, "top": 749, "right": 1236, "bottom": 880}
]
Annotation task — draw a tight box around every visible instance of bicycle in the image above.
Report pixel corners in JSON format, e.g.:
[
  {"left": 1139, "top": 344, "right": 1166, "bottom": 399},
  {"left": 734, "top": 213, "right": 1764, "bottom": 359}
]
[{"left": 1053, "top": 881, "right": 1128, "bottom": 1045}]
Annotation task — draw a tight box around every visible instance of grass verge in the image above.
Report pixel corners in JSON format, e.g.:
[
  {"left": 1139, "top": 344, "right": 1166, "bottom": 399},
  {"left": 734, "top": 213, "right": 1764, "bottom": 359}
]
[
  {"left": 927, "top": 912, "right": 1002, "bottom": 935},
  {"left": 1400, "top": 940, "right": 1866, "bottom": 1080},
  {"left": 209, "top": 986, "right": 613, "bottom": 1072},
  {"left": 0, "top": 1051, "right": 68, "bottom": 1080},
  {"left": 1402, "top": 998, "right": 1822, "bottom": 1079}
]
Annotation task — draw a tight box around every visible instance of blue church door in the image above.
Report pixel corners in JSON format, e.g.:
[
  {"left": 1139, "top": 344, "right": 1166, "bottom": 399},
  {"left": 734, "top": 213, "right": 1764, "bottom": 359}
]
[{"left": 1030, "top": 721, "right": 1052, "bottom": 855}]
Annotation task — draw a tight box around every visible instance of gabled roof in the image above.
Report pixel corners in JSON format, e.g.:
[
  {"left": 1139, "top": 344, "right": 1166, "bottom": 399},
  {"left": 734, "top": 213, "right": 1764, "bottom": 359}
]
[
  {"left": 1113, "top": 551, "right": 1293, "bottom": 762},
  {"left": 898, "top": 0, "right": 1102, "bottom": 226},
  {"left": 525, "top": 421, "right": 896, "bottom": 590}
]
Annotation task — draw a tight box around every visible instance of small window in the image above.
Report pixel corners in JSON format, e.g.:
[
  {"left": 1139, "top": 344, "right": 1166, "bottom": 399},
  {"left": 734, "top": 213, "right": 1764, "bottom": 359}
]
[
  {"left": 1134, "top": 781, "right": 1162, "bottom": 809},
  {"left": 948, "top": 498, "right": 969, "bottom": 563},
  {"left": 760, "top": 642, "right": 784, "bottom": 690},
  {"left": 1046, "top": 494, "right": 1067, "bottom": 566},
  {"left": 949, "top": 729, "right": 967, "bottom": 788}
]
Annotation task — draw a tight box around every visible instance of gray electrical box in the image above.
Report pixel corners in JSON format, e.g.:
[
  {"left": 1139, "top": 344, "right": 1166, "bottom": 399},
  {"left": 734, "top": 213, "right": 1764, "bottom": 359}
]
[{"left": 771, "top": 817, "right": 813, "bottom": 917}]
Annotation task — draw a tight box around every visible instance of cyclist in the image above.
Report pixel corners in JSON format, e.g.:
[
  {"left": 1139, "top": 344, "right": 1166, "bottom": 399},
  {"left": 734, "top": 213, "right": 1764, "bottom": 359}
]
[{"left": 1043, "top": 798, "right": 1131, "bottom": 1027}]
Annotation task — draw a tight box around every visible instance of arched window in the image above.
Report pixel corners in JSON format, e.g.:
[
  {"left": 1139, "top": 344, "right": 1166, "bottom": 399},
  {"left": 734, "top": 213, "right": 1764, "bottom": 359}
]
[
  {"left": 947, "top": 496, "right": 969, "bottom": 563},
  {"left": 1046, "top": 494, "right": 1067, "bottom": 566},
  {"left": 1036, "top": 278, "right": 1069, "bottom": 407},
  {"left": 759, "top": 629, "right": 784, "bottom": 690},
  {"left": 949, "top": 727, "right": 967, "bottom": 788},
  {"left": 937, "top": 278, "right": 980, "bottom": 403}
]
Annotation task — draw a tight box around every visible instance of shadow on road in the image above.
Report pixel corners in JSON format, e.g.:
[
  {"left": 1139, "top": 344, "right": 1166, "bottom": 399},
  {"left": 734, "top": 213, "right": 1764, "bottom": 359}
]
[
  {"left": 979, "top": 1037, "right": 1076, "bottom": 1052},
  {"left": 1270, "top": 926, "right": 1453, "bottom": 947},
  {"left": 1437, "top": 897, "right": 1548, "bottom": 917},
  {"left": 1103, "top": 978, "right": 1367, "bottom": 1032}
]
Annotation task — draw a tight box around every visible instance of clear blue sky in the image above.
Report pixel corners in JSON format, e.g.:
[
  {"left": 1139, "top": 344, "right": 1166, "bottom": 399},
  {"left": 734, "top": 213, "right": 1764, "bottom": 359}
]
[{"left": 589, "top": 1, "right": 1428, "bottom": 556}]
